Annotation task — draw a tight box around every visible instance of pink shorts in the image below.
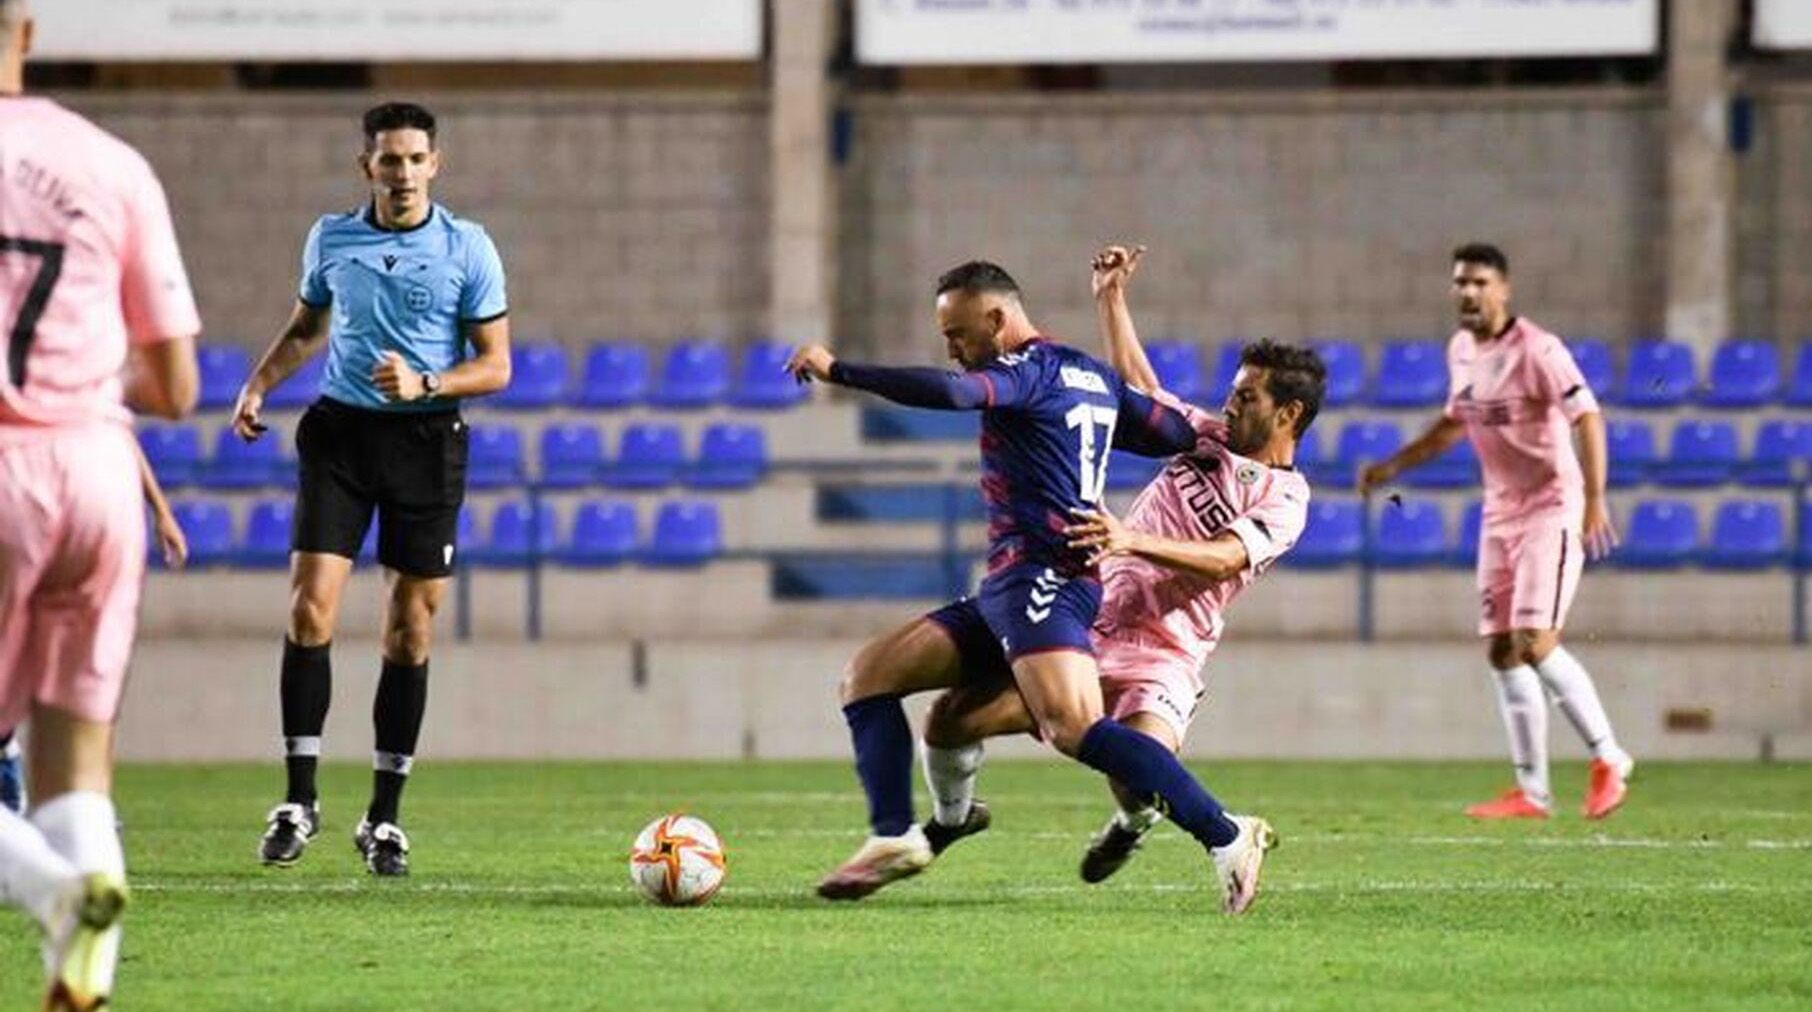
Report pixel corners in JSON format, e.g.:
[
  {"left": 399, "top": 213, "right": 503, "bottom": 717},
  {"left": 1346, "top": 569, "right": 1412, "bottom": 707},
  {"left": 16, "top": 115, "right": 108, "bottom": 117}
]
[
  {"left": 1476, "top": 518, "right": 1584, "bottom": 637},
  {"left": 0, "top": 423, "right": 145, "bottom": 730},
  {"left": 1093, "top": 631, "right": 1205, "bottom": 745}
]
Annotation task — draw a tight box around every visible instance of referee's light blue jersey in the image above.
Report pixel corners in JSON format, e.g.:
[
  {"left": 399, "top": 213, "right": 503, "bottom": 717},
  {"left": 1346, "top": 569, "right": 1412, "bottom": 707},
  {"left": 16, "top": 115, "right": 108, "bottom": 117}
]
[{"left": 298, "top": 203, "right": 508, "bottom": 411}]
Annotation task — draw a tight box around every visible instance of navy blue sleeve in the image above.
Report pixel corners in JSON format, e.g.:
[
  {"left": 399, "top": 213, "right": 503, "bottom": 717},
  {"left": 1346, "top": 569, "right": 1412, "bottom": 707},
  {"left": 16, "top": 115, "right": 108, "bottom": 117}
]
[
  {"left": 829, "top": 361, "right": 992, "bottom": 410},
  {"left": 1112, "top": 384, "right": 1196, "bottom": 457}
]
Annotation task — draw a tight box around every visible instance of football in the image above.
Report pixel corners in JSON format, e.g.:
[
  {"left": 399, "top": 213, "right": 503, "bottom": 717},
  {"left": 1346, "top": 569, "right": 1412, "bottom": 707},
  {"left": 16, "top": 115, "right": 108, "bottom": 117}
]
[{"left": 629, "top": 815, "right": 727, "bottom": 906}]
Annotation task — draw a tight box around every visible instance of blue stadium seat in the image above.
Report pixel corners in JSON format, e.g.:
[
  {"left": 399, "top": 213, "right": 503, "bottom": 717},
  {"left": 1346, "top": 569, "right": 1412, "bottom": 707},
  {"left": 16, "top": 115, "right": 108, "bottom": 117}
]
[
  {"left": 494, "top": 342, "right": 569, "bottom": 409},
  {"left": 649, "top": 340, "right": 729, "bottom": 409},
  {"left": 197, "top": 345, "right": 251, "bottom": 411},
  {"left": 643, "top": 499, "right": 723, "bottom": 567},
  {"left": 1145, "top": 342, "right": 1205, "bottom": 402},
  {"left": 468, "top": 498, "right": 559, "bottom": 567},
  {"left": 1607, "top": 419, "right": 1657, "bottom": 489},
  {"left": 1206, "top": 343, "right": 1242, "bottom": 406},
  {"left": 1106, "top": 450, "right": 1166, "bottom": 491},
  {"left": 1617, "top": 499, "right": 1699, "bottom": 568},
  {"left": 1700, "top": 500, "right": 1786, "bottom": 570},
  {"left": 1787, "top": 342, "right": 1812, "bottom": 408},
  {"left": 1370, "top": 497, "right": 1448, "bottom": 568},
  {"left": 1371, "top": 341, "right": 1446, "bottom": 408},
  {"left": 1741, "top": 420, "right": 1812, "bottom": 488},
  {"left": 556, "top": 499, "right": 639, "bottom": 567},
  {"left": 264, "top": 355, "right": 326, "bottom": 410},
  {"left": 1311, "top": 340, "right": 1366, "bottom": 408},
  {"left": 1619, "top": 340, "right": 1695, "bottom": 408},
  {"left": 1316, "top": 420, "right": 1403, "bottom": 488},
  {"left": 1291, "top": 425, "right": 1323, "bottom": 473},
  {"left": 1448, "top": 500, "right": 1484, "bottom": 568},
  {"left": 1289, "top": 500, "right": 1363, "bottom": 568},
  {"left": 202, "top": 426, "right": 287, "bottom": 489},
  {"left": 1567, "top": 339, "right": 1619, "bottom": 403},
  {"left": 466, "top": 424, "right": 526, "bottom": 489},
  {"left": 1653, "top": 420, "right": 1739, "bottom": 488},
  {"left": 538, "top": 423, "right": 606, "bottom": 489},
  {"left": 168, "top": 499, "right": 234, "bottom": 568},
  {"left": 1402, "top": 437, "right": 1479, "bottom": 489},
  {"left": 574, "top": 342, "right": 649, "bottom": 409},
  {"left": 138, "top": 424, "right": 203, "bottom": 487},
  {"left": 730, "top": 340, "right": 810, "bottom": 409},
  {"left": 609, "top": 422, "right": 685, "bottom": 489},
  {"left": 690, "top": 423, "right": 768, "bottom": 490},
  {"left": 1700, "top": 340, "right": 1780, "bottom": 408},
  {"left": 237, "top": 499, "right": 294, "bottom": 568}
]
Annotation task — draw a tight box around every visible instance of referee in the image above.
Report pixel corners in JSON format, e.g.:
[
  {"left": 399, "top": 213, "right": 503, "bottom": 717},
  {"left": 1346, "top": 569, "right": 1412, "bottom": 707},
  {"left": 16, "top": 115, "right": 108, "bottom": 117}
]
[{"left": 231, "top": 102, "right": 511, "bottom": 876}]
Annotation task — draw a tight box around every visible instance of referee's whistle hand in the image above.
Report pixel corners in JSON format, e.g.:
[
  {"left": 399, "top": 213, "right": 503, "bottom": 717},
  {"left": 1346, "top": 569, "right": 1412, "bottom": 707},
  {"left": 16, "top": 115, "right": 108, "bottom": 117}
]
[
  {"left": 230, "top": 389, "right": 265, "bottom": 442},
  {"left": 372, "top": 351, "right": 424, "bottom": 401}
]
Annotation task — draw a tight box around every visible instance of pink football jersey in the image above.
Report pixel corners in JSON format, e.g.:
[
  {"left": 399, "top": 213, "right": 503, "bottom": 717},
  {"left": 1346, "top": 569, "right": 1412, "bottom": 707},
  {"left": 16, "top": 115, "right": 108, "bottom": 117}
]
[
  {"left": 1443, "top": 318, "right": 1599, "bottom": 525},
  {"left": 0, "top": 97, "right": 199, "bottom": 428},
  {"left": 1094, "top": 391, "right": 1311, "bottom": 665}
]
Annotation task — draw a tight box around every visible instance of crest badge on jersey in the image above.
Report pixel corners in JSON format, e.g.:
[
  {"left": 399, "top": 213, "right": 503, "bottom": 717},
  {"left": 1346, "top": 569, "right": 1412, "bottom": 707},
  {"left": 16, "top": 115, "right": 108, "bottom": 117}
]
[
  {"left": 1236, "top": 462, "right": 1262, "bottom": 486},
  {"left": 405, "top": 283, "right": 433, "bottom": 313}
]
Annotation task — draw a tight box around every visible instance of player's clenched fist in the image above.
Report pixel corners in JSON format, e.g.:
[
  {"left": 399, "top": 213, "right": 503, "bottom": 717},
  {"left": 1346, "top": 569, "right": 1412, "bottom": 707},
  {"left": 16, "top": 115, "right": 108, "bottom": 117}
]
[
  {"left": 786, "top": 344, "right": 837, "bottom": 384},
  {"left": 231, "top": 387, "right": 267, "bottom": 442},
  {"left": 1091, "top": 243, "right": 1145, "bottom": 299},
  {"left": 371, "top": 351, "right": 425, "bottom": 401}
]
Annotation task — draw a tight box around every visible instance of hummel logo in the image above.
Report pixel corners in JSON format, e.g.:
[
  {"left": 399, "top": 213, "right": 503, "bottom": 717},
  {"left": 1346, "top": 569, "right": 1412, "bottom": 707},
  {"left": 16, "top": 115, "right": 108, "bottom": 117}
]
[
  {"left": 383, "top": 254, "right": 399, "bottom": 271},
  {"left": 1030, "top": 588, "right": 1057, "bottom": 607},
  {"left": 1025, "top": 605, "right": 1052, "bottom": 624}
]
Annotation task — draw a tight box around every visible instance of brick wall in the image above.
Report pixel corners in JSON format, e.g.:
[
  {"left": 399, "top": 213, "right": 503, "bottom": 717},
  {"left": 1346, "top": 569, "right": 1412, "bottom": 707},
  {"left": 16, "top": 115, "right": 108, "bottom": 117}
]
[
  {"left": 60, "top": 92, "right": 771, "bottom": 349},
  {"left": 838, "top": 89, "right": 1670, "bottom": 362}
]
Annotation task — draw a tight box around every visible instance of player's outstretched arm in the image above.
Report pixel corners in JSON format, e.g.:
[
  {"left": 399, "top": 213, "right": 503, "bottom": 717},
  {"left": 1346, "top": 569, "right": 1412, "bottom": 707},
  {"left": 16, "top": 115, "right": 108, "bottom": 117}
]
[
  {"left": 1357, "top": 415, "right": 1465, "bottom": 493},
  {"left": 1091, "top": 244, "right": 1161, "bottom": 395},
  {"left": 1066, "top": 506, "right": 1249, "bottom": 581},
  {"left": 1113, "top": 385, "right": 1196, "bottom": 458},
  {"left": 233, "top": 301, "right": 330, "bottom": 440},
  {"left": 786, "top": 344, "right": 993, "bottom": 411}
]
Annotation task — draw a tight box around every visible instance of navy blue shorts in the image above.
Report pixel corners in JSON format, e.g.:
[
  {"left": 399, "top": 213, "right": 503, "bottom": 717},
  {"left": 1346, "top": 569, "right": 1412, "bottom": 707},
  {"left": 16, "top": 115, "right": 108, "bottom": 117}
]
[{"left": 925, "top": 563, "right": 1101, "bottom": 684}]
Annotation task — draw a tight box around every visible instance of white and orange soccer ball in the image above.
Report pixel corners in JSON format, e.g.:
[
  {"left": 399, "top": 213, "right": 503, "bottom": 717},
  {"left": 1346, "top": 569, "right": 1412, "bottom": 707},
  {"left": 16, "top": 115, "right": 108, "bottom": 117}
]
[{"left": 629, "top": 814, "right": 727, "bottom": 906}]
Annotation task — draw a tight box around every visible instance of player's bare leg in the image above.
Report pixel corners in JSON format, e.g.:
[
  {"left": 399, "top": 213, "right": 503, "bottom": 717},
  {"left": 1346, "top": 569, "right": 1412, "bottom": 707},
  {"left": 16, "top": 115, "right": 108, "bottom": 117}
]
[
  {"left": 353, "top": 570, "right": 448, "bottom": 877},
  {"left": 28, "top": 706, "right": 128, "bottom": 1012},
  {"left": 1010, "top": 652, "right": 1275, "bottom": 914},
  {"left": 262, "top": 551, "right": 353, "bottom": 866},
  {"left": 817, "top": 618, "right": 966, "bottom": 900},
  {"left": 1523, "top": 630, "right": 1633, "bottom": 819},
  {"left": 1081, "top": 712, "right": 1179, "bottom": 883}
]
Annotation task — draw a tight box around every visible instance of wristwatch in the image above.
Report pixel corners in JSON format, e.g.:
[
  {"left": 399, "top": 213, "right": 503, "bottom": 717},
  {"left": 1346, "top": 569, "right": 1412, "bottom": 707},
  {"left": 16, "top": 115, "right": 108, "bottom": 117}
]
[{"left": 421, "top": 372, "right": 442, "bottom": 398}]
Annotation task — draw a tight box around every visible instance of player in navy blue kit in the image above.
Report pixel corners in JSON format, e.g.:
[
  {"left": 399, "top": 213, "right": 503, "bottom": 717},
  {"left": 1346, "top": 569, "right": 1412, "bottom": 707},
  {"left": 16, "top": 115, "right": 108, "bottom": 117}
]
[{"left": 787, "top": 262, "right": 1276, "bottom": 907}]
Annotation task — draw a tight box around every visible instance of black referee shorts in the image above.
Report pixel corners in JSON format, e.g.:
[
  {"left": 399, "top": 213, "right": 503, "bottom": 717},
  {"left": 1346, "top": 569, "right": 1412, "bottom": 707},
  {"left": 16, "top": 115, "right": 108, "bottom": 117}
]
[{"left": 291, "top": 397, "right": 469, "bottom": 578}]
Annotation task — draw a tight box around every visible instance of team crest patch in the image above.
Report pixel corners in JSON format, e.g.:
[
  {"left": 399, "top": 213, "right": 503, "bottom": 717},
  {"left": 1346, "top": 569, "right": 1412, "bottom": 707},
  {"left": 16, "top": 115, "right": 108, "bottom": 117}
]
[
  {"left": 1236, "top": 462, "right": 1262, "bottom": 486},
  {"left": 405, "top": 283, "right": 433, "bottom": 313}
]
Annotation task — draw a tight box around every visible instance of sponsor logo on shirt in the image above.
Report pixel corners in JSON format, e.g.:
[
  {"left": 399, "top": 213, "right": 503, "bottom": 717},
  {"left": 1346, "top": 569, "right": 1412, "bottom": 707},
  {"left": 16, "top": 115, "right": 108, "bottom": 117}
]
[{"left": 1059, "top": 366, "right": 1109, "bottom": 395}]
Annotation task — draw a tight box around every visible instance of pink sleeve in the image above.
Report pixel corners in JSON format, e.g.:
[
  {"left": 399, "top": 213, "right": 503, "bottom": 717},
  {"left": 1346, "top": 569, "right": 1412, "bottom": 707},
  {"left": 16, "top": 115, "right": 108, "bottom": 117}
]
[
  {"left": 1529, "top": 334, "right": 1600, "bottom": 422},
  {"left": 1227, "top": 482, "right": 1309, "bottom": 574},
  {"left": 119, "top": 160, "right": 201, "bottom": 346},
  {"left": 1151, "top": 386, "right": 1227, "bottom": 447}
]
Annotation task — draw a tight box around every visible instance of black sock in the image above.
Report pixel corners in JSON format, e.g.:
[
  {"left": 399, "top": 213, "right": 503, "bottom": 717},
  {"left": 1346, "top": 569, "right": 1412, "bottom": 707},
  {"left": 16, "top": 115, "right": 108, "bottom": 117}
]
[
  {"left": 279, "top": 638, "right": 332, "bottom": 806},
  {"left": 368, "top": 658, "right": 428, "bottom": 826}
]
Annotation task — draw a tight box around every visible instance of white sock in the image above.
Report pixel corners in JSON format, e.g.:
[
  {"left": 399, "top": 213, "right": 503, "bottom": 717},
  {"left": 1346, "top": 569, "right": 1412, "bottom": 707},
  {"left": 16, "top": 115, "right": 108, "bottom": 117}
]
[
  {"left": 921, "top": 742, "right": 983, "bottom": 827},
  {"left": 1114, "top": 805, "right": 1162, "bottom": 835},
  {"left": 1533, "top": 646, "right": 1628, "bottom": 765},
  {"left": 32, "top": 792, "right": 125, "bottom": 880},
  {"left": 1, "top": 734, "right": 20, "bottom": 760},
  {"left": 1490, "top": 665, "right": 1551, "bottom": 807},
  {"left": 0, "top": 805, "right": 78, "bottom": 929}
]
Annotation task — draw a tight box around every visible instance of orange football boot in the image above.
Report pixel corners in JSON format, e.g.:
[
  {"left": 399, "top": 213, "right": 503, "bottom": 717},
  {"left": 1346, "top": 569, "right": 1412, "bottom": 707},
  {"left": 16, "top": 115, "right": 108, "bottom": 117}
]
[
  {"left": 1464, "top": 788, "right": 1551, "bottom": 819},
  {"left": 1583, "top": 758, "right": 1632, "bottom": 820}
]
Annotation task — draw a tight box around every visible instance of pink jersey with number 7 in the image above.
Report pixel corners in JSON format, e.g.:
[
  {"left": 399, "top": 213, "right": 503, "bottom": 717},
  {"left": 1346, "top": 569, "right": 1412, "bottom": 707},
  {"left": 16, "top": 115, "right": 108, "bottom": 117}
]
[{"left": 0, "top": 96, "right": 199, "bottom": 429}]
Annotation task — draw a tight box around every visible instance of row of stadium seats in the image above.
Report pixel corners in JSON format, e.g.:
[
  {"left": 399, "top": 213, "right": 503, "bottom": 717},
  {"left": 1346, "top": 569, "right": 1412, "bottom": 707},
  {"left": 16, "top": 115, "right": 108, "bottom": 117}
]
[
  {"left": 190, "top": 336, "right": 1812, "bottom": 416},
  {"left": 157, "top": 496, "right": 724, "bottom": 570},
  {"left": 1294, "top": 497, "right": 1810, "bottom": 570},
  {"left": 194, "top": 341, "right": 808, "bottom": 413},
  {"left": 1145, "top": 338, "right": 1812, "bottom": 409},
  {"left": 140, "top": 413, "right": 1812, "bottom": 494},
  {"left": 140, "top": 420, "right": 770, "bottom": 491}
]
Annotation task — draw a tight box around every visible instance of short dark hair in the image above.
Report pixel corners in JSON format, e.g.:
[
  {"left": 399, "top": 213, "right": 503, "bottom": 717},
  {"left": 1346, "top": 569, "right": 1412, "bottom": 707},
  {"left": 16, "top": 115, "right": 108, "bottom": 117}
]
[
  {"left": 935, "top": 261, "right": 1021, "bottom": 299},
  {"left": 363, "top": 102, "right": 437, "bottom": 150},
  {"left": 1240, "top": 338, "right": 1326, "bottom": 439},
  {"left": 1452, "top": 241, "right": 1509, "bottom": 277}
]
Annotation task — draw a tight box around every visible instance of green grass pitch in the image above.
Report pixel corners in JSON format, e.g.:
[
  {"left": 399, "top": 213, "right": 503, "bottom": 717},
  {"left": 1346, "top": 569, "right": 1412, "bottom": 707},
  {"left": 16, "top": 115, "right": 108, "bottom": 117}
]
[{"left": 3, "top": 760, "right": 1808, "bottom": 1010}]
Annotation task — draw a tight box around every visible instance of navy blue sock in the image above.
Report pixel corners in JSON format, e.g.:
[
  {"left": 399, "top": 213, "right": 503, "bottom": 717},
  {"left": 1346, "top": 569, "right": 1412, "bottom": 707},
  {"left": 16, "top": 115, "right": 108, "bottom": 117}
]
[
  {"left": 842, "top": 695, "right": 915, "bottom": 837},
  {"left": 1077, "top": 719, "right": 1238, "bottom": 849}
]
